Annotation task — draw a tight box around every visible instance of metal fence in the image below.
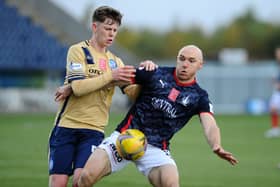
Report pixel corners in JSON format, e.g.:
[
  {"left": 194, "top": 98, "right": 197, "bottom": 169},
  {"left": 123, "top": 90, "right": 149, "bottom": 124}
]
[{"left": 196, "top": 62, "right": 277, "bottom": 114}]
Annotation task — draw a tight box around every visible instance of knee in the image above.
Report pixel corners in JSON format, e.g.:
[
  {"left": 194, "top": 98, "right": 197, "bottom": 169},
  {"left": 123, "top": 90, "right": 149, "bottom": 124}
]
[
  {"left": 49, "top": 175, "right": 68, "bottom": 187},
  {"left": 78, "top": 170, "right": 94, "bottom": 187}
]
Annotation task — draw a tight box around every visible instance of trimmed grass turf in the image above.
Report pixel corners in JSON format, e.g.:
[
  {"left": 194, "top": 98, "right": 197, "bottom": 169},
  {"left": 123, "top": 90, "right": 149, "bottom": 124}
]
[{"left": 0, "top": 113, "right": 279, "bottom": 187}]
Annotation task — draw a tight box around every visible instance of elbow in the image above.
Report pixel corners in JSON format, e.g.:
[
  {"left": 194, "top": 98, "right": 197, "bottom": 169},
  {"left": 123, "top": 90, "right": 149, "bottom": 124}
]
[
  {"left": 124, "top": 84, "right": 141, "bottom": 101},
  {"left": 205, "top": 123, "right": 220, "bottom": 137},
  {"left": 72, "top": 89, "right": 83, "bottom": 97},
  {"left": 210, "top": 124, "right": 220, "bottom": 135}
]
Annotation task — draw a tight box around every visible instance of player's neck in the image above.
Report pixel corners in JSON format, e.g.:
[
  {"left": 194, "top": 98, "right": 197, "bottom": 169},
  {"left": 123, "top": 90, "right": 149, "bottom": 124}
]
[
  {"left": 89, "top": 39, "right": 106, "bottom": 53},
  {"left": 177, "top": 78, "right": 196, "bottom": 85}
]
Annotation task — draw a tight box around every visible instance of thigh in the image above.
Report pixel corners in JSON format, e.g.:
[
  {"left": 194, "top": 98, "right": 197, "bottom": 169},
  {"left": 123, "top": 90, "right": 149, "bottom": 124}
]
[
  {"left": 135, "top": 144, "right": 177, "bottom": 176},
  {"left": 98, "top": 131, "right": 130, "bottom": 172},
  {"left": 48, "top": 126, "right": 76, "bottom": 175}
]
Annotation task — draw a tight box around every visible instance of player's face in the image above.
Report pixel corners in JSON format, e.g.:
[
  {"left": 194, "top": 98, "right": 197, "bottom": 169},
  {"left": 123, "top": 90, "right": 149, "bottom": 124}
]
[
  {"left": 93, "top": 18, "right": 119, "bottom": 48},
  {"left": 175, "top": 46, "right": 203, "bottom": 83}
]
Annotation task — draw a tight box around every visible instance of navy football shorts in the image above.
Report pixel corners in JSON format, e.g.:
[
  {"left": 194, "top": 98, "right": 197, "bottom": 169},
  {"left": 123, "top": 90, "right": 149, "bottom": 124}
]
[{"left": 48, "top": 126, "right": 104, "bottom": 176}]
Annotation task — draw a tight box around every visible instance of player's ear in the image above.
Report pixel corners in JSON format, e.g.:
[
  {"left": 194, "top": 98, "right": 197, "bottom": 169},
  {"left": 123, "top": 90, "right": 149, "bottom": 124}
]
[
  {"left": 92, "top": 22, "right": 97, "bottom": 32},
  {"left": 198, "top": 60, "right": 204, "bottom": 69}
]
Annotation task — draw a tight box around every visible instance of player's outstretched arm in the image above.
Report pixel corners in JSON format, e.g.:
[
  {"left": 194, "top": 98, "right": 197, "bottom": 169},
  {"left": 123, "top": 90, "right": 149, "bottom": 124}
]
[{"left": 199, "top": 113, "right": 238, "bottom": 165}]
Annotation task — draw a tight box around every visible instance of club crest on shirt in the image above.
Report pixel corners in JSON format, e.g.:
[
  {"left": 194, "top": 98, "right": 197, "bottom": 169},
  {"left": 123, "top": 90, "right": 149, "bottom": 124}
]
[
  {"left": 109, "top": 59, "right": 117, "bottom": 69},
  {"left": 168, "top": 88, "right": 180, "bottom": 102}
]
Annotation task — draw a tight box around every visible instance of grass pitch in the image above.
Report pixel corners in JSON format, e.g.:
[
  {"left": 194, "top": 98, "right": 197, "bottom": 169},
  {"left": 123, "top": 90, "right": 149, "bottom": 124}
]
[{"left": 0, "top": 113, "right": 279, "bottom": 187}]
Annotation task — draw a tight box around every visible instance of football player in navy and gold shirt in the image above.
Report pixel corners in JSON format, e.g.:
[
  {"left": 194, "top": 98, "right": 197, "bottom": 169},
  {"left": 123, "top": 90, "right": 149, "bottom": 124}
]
[
  {"left": 55, "top": 40, "right": 128, "bottom": 132},
  {"left": 48, "top": 6, "right": 156, "bottom": 187},
  {"left": 78, "top": 45, "right": 238, "bottom": 187}
]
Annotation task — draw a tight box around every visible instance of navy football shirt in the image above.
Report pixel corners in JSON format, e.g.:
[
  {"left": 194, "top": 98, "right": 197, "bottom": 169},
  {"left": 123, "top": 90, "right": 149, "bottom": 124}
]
[{"left": 116, "top": 67, "right": 213, "bottom": 150}]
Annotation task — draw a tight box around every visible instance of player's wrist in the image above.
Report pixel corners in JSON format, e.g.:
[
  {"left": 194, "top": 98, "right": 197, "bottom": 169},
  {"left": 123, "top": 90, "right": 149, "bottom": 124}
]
[
  {"left": 213, "top": 148, "right": 220, "bottom": 154},
  {"left": 212, "top": 144, "right": 221, "bottom": 153}
]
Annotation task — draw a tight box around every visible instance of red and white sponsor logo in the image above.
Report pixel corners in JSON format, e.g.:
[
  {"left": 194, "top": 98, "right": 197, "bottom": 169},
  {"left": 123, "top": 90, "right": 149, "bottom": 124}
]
[{"left": 99, "top": 59, "right": 107, "bottom": 71}]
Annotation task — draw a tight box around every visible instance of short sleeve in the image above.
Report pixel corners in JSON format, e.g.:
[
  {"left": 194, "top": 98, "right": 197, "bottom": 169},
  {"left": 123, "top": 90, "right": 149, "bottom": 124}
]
[{"left": 197, "top": 94, "right": 214, "bottom": 114}]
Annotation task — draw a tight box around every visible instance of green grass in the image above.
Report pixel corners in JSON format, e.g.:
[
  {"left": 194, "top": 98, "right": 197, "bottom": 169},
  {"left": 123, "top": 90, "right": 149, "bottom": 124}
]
[{"left": 0, "top": 113, "right": 279, "bottom": 187}]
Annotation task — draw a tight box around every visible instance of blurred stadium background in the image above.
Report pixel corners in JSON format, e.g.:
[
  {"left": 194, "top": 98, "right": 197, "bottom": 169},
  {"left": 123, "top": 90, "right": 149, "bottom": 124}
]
[
  {"left": 0, "top": 0, "right": 280, "bottom": 186},
  {"left": 0, "top": 0, "right": 279, "bottom": 114}
]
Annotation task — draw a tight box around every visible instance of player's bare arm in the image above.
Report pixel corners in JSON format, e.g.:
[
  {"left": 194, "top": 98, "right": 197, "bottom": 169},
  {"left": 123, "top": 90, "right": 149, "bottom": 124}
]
[{"left": 199, "top": 113, "right": 238, "bottom": 165}]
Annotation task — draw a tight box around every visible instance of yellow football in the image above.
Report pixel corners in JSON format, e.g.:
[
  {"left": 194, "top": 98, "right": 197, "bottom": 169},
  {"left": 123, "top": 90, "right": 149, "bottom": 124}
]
[{"left": 116, "top": 129, "right": 147, "bottom": 161}]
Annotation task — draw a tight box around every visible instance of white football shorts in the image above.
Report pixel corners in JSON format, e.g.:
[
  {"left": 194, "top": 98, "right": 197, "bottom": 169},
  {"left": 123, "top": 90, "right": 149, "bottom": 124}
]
[
  {"left": 98, "top": 131, "right": 177, "bottom": 176},
  {"left": 269, "top": 90, "right": 280, "bottom": 110}
]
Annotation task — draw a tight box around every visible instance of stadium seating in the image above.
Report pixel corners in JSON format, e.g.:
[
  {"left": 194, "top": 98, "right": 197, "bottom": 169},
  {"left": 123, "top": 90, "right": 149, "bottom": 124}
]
[{"left": 0, "top": 0, "right": 67, "bottom": 70}]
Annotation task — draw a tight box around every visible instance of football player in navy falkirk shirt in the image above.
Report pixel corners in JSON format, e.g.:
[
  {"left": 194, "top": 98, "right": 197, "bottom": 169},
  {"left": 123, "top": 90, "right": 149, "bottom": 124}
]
[{"left": 78, "top": 45, "right": 238, "bottom": 187}]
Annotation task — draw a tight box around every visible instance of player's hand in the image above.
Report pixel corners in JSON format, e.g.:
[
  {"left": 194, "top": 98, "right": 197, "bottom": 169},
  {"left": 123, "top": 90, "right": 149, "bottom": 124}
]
[
  {"left": 106, "top": 80, "right": 131, "bottom": 88},
  {"left": 55, "top": 84, "right": 72, "bottom": 102},
  {"left": 112, "top": 65, "right": 136, "bottom": 84},
  {"left": 139, "top": 60, "right": 158, "bottom": 71},
  {"left": 213, "top": 147, "right": 238, "bottom": 165}
]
